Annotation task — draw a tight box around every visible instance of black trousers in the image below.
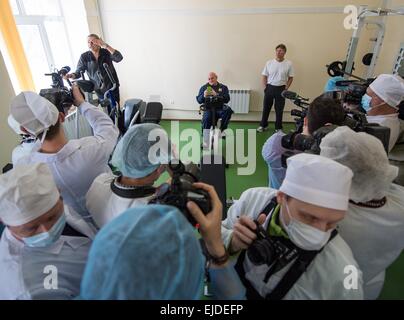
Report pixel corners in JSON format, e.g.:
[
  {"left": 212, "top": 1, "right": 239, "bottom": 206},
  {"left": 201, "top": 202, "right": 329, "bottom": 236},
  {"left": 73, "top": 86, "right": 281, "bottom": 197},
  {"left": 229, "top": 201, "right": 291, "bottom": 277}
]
[{"left": 260, "top": 84, "right": 286, "bottom": 130}]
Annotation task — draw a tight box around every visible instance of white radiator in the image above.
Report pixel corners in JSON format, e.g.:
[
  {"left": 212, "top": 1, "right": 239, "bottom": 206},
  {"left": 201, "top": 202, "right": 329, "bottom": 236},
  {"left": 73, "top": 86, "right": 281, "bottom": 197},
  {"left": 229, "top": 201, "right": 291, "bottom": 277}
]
[{"left": 228, "top": 89, "right": 250, "bottom": 114}]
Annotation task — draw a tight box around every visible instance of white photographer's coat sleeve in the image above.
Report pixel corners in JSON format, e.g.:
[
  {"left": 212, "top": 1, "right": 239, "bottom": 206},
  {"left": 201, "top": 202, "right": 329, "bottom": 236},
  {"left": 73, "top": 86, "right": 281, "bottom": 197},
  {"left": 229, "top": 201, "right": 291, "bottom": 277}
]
[
  {"left": 79, "top": 102, "right": 119, "bottom": 155},
  {"left": 221, "top": 187, "right": 278, "bottom": 249}
]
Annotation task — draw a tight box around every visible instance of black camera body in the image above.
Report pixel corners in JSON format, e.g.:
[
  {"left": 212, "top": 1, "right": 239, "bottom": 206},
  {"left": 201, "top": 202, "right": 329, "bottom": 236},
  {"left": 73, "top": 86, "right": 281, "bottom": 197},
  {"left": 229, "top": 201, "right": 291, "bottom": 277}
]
[
  {"left": 39, "top": 66, "right": 74, "bottom": 113},
  {"left": 149, "top": 161, "right": 212, "bottom": 225},
  {"left": 247, "top": 221, "right": 290, "bottom": 266}
]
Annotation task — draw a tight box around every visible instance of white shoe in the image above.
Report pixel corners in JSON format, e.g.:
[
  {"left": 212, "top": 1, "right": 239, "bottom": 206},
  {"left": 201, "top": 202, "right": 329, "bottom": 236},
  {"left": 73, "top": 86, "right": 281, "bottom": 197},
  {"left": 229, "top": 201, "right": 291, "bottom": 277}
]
[
  {"left": 220, "top": 131, "right": 226, "bottom": 138},
  {"left": 257, "top": 126, "right": 269, "bottom": 133},
  {"left": 274, "top": 129, "right": 284, "bottom": 134}
]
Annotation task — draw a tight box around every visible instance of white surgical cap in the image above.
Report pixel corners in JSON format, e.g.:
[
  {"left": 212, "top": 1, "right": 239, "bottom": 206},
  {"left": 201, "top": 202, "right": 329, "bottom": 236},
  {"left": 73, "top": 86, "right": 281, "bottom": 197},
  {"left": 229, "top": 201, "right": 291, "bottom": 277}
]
[
  {"left": 280, "top": 153, "right": 353, "bottom": 211},
  {"left": 320, "top": 126, "right": 398, "bottom": 202},
  {"left": 10, "top": 91, "right": 59, "bottom": 138},
  {"left": 111, "top": 123, "right": 174, "bottom": 179},
  {"left": 369, "top": 74, "right": 404, "bottom": 109},
  {"left": 0, "top": 163, "right": 60, "bottom": 227}
]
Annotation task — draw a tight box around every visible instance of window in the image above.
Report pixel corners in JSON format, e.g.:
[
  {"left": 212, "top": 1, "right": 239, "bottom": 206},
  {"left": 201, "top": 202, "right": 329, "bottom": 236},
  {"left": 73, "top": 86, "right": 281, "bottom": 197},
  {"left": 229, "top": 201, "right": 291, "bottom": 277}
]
[{"left": 10, "top": 0, "right": 89, "bottom": 91}]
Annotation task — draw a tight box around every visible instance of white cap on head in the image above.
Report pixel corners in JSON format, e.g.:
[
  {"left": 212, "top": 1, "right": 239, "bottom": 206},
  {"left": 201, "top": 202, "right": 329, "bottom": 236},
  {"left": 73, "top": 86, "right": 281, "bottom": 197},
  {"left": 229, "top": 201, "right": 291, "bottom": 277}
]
[
  {"left": 7, "top": 114, "right": 24, "bottom": 135},
  {"left": 320, "top": 126, "right": 398, "bottom": 202},
  {"left": 279, "top": 153, "right": 353, "bottom": 211},
  {"left": 369, "top": 74, "right": 404, "bottom": 109},
  {"left": 10, "top": 92, "right": 59, "bottom": 139},
  {"left": 0, "top": 163, "right": 60, "bottom": 227}
]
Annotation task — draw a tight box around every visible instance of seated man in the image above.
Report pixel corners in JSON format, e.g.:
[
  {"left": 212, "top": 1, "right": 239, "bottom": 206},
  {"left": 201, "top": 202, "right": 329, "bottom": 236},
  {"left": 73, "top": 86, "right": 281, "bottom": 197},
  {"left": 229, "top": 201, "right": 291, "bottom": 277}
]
[
  {"left": 320, "top": 126, "right": 404, "bottom": 300},
  {"left": 10, "top": 85, "right": 119, "bottom": 221},
  {"left": 196, "top": 72, "right": 233, "bottom": 147},
  {"left": 363, "top": 74, "right": 404, "bottom": 152},
  {"left": 262, "top": 95, "right": 346, "bottom": 189},
  {"left": 86, "top": 123, "right": 173, "bottom": 228},
  {"left": 0, "top": 163, "right": 96, "bottom": 300},
  {"left": 221, "top": 153, "right": 363, "bottom": 300}
]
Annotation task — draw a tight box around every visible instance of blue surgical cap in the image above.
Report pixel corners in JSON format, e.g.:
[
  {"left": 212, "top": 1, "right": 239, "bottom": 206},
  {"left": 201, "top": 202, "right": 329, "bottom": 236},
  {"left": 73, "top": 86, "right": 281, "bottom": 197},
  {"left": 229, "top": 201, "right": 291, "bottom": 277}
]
[
  {"left": 80, "top": 205, "right": 205, "bottom": 300},
  {"left": 324, "top": 76, "right": 346, "bottom": 92},
  {"left": 111, "top": 123, "right": 172, "bottom": 178}
]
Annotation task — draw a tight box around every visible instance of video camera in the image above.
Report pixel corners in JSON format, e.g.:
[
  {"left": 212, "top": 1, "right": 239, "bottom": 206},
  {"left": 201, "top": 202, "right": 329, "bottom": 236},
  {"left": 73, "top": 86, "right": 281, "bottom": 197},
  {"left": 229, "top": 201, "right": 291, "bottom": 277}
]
[
  {"left": 326, "top": 60, "right": 375, "bottom": 109},
  {"left": 281, "top": 109, "right": 391, "bottom": 167},
  {"left": 149, "top": 160, "right": 212, "bottom": 225},
  {"left": 39, "top": 66, "right": 75, "bottom": 113}
]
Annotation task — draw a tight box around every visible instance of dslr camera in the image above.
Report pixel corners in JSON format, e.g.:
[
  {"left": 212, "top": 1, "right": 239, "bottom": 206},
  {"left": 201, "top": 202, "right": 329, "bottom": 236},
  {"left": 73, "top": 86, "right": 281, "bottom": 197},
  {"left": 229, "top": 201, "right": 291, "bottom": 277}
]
[
  {"left": 247, "top": 221, "right": 290, "bottom": 266},
  {"left": 149, "top": 160, "right": 212, "bottom": 225},
  {"left": 39, "top": 66, "right": 75, "bottom": 114}
]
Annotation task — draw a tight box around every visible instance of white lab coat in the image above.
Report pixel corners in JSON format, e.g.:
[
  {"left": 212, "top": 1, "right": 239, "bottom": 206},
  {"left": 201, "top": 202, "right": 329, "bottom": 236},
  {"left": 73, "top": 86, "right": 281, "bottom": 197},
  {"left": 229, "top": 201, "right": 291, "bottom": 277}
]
[
  {"left": 0, "top": 206, "right": 96, "bottom": 300},
  {"left": 338, "top": 183, "right": 404, "bottom": 300},
  {"left": 16, "top": 102, "right": 119, "bottom": 219},
  {"left": 367, "top": 114, "right": 400, "bottom": 152},
  {"left": 86, "top": 173, "right": 155, "bottom": 228},
  {"left": 222, "top": 187, "right": 364, "bottom": 300}
]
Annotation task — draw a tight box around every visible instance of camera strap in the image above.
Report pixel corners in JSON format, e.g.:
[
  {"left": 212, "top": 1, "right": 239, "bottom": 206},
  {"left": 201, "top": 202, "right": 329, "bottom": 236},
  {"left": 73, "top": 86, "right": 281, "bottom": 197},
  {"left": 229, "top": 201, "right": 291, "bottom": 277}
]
[
  {"left": 110, "top": 178, "right": 156, "bottom": 199},
  {"left": 264, "top": 229, "right": 338, "bottom": 300},
  {"left": 260, "top": 196, "right": 279, "bottom": 216}
]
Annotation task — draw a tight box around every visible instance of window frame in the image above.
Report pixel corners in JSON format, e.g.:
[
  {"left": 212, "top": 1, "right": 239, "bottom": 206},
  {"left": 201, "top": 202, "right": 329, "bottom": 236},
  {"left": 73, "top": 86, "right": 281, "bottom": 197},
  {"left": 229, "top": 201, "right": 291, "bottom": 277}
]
[{"left": 12, "top": 0, "right": 75, "bottom": 73}]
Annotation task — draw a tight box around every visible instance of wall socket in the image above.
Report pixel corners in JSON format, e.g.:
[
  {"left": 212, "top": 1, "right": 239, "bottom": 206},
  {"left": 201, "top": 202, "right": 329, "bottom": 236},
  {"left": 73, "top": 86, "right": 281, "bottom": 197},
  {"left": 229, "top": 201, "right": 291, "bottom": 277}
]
[{"left": 170, "top": 100, "right": 175, "bottom": 105}]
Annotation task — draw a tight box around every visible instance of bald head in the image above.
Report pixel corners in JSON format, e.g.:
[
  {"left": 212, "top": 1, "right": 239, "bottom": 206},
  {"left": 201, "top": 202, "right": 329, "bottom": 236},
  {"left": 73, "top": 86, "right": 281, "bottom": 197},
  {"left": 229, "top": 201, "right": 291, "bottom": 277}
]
[{"left": 208, "top": 72, "right": 218, "bottom": 86}]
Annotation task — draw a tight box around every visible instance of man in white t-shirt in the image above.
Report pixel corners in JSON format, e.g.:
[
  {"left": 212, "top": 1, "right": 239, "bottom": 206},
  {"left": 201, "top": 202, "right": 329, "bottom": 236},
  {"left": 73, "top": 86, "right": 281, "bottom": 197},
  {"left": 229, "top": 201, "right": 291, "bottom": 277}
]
[{"left": 258, "top": 44, "right": 294, "bottom": 133}]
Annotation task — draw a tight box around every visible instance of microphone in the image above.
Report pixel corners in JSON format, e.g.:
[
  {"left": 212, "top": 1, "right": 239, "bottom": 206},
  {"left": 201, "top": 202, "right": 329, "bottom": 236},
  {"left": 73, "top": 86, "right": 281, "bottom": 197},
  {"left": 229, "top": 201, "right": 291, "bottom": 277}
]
[{"left": 281, "top": 90, "right": 299, "bottom": 100}]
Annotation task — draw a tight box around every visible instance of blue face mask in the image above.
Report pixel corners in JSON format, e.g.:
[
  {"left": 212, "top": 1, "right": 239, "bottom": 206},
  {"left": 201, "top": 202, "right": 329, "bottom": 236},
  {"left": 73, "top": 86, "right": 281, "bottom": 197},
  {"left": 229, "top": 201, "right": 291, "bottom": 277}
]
[
  {"left": 361, "top": 94, "right": 372, "bottom": 112},
  {"left": 23, "top": 214, "right": 66, "bottom": 248}
]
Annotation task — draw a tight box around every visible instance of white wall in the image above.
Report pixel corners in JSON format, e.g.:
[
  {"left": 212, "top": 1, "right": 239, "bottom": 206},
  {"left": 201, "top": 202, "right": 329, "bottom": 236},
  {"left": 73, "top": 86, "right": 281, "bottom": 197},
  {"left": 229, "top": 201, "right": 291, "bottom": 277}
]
[
  {"left": 0, "top": 50, "right": 18, "bottom": 168},
  {"left": 97, "top": 0, "right": 404, "bottom": 121}
]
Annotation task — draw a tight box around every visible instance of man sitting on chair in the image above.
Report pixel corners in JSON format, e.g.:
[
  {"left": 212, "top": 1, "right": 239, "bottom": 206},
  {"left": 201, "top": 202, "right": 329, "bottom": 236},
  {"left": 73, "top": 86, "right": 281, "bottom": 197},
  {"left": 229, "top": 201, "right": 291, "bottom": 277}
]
[{"left": 196, "top": 72, "right": 233, "bottom": 148}]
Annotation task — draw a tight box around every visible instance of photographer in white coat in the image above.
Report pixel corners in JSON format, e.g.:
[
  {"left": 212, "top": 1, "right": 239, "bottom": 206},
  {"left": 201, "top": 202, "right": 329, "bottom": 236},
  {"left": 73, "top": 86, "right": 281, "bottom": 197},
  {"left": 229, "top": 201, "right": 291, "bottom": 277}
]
[
  {"left": 222, "top": 153, "right": 364, "bottom": 300},
  {"left": 0, "top": 163, "right": 96, "bottom": 300},
  {"left": 320, "top": 126, "right": 404, "bottom": 300},
  {"left": 10, "top": 85, "right": 119, "bottom": 221},
  {"left": 86, "top": 123, "right": 174, "bottom": 228}
]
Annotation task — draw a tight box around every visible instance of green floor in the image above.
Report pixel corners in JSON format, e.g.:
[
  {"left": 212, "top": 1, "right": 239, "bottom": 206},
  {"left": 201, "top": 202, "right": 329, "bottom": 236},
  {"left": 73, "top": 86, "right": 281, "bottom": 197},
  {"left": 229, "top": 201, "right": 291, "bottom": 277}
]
[{"left": 159, "top": 119, "right": 404, "bottom": 300}]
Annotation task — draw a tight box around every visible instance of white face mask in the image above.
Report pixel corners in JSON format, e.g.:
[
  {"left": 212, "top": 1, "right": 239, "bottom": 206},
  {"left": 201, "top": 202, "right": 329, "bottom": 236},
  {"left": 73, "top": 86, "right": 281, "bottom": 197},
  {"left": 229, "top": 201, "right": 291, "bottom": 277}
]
[{"left": 280, "top": 201, "right": 332, "bottom": 251}]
